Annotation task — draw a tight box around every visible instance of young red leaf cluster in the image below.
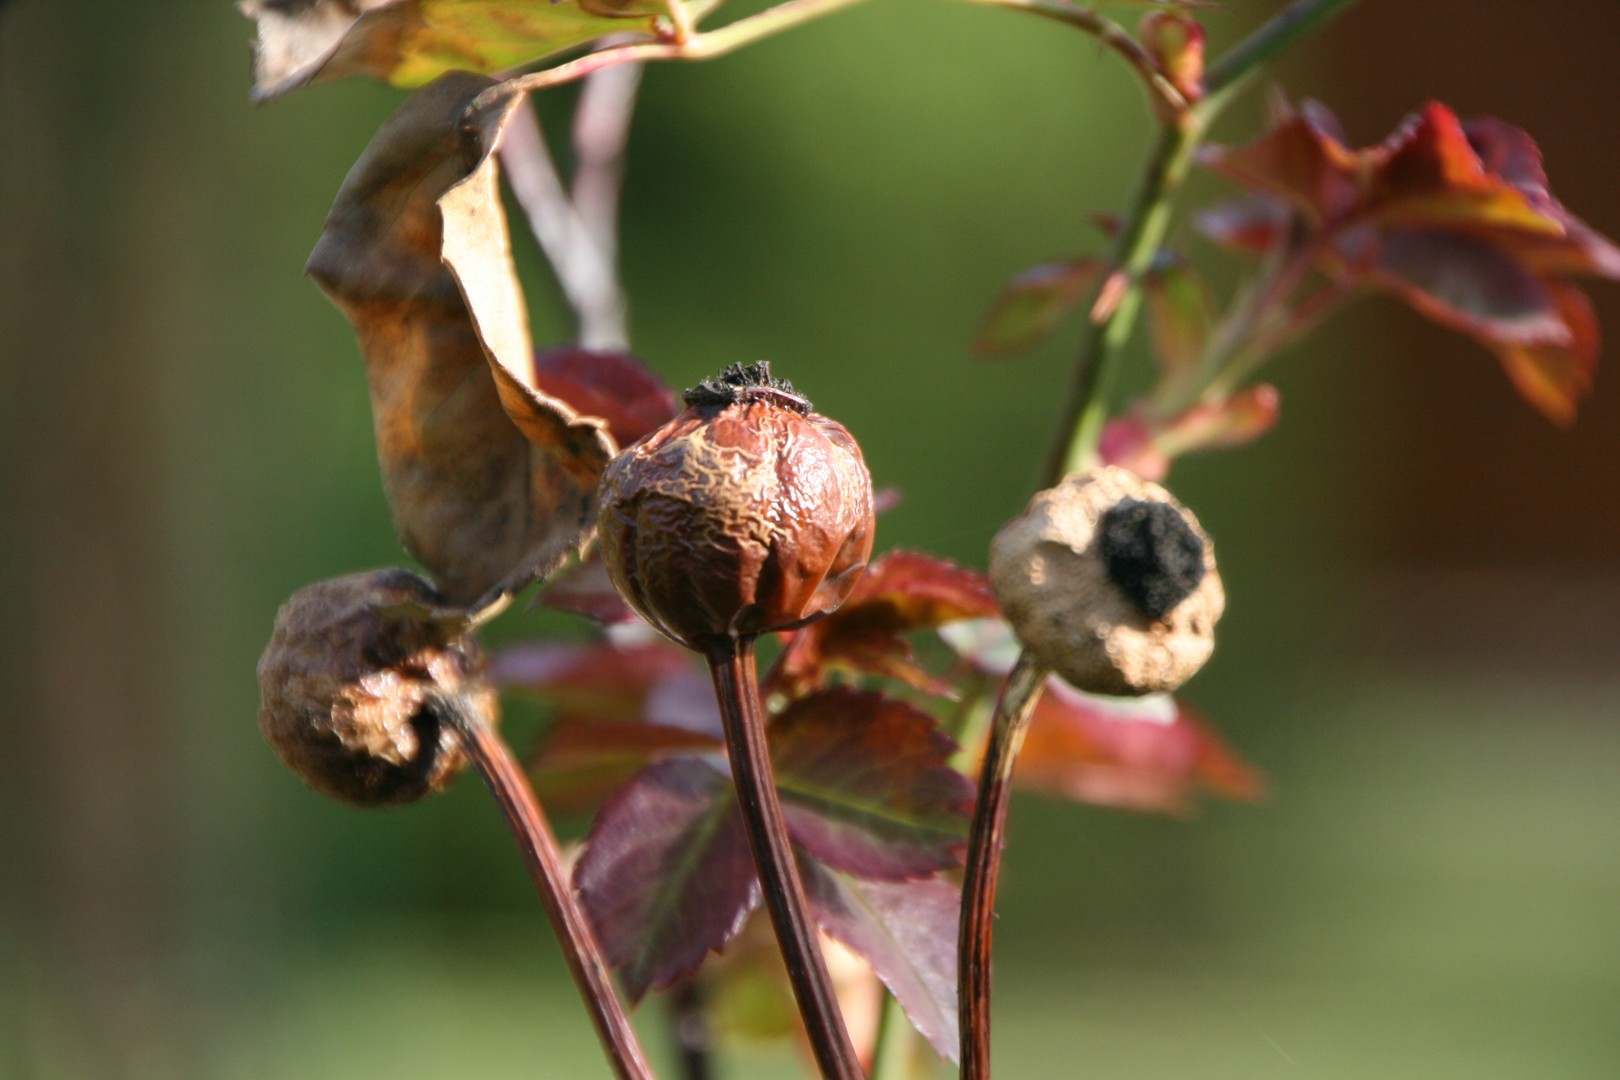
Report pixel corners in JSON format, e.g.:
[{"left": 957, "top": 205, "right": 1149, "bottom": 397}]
[{"left": 1200, "top": 98, "right": 1620, "bottom": 424}]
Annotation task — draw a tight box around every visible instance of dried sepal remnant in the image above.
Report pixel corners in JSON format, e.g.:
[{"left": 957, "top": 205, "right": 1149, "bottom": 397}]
[
  {"left": 990, "top": 466, "right": 1223, "bottom": 696},
  {"left": 257, "top": 569, "right": 498, "bottom": 807},
  {"left": 308, "top": 73, "right": 614, "bottom": 606},
  {"left": 598, "top": 362, "right": 876, "bottom": 652}
]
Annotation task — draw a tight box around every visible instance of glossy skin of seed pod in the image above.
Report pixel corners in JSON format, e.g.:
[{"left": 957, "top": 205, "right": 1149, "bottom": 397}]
[
  {"left": 598, "top": 363, "right": 876, "bottom": 653},
  {"left": 257, "top": 569, "right": 499, "bottom": 807},
  {"left": 990, "top": 466, "right": 1224, "bottom": 696}
]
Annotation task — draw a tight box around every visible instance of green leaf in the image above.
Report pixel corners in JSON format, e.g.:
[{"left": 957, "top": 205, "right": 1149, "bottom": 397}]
[
  {"left": 973, "top": 260, "right": 1106, "bottom": 356},
  {"left": 242, "top": 0, "right": 719, "bottom": 101}
]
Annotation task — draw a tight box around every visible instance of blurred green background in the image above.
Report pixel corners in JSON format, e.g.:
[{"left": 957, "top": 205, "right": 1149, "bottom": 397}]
[{"left": 4, "top": 1, "right": 1619, "bottom": 1077}]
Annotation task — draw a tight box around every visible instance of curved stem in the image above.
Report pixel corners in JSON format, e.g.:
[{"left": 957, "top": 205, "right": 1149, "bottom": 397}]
[
  {"left": 957, "top": 651, "right": 1050, "bottom": 1080},
  {"left": 474, "top": 0, "right": 877, "bottom": 110},
  {"left": 440, "top": 700, "right": 658, "bottom": 1080},
  {"left": 960, "top": 0, "right": 1186, "bottom": 116},
  {"left": 707, "top": 640, "right": 864, "bottom": 1080}
]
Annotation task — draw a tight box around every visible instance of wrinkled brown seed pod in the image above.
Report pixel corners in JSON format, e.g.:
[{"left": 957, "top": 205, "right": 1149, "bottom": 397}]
[
  {"left": 990, "top": 465, "right": 1223, "bottom": 696},
  {"left": 597, "top": 362, "right": 876, "bottom": 653},
  {"left": 257, "top": 569, "right": 499, "bottom": 807}
]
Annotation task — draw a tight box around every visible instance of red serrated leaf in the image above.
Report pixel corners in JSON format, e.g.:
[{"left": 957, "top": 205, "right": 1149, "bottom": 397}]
[
  {"left": 974, "top": 260, "right": 1107, "bottom": 356},
  {"left": 533, "top": 346, "right": 680, "bottom": 449},
  {"left": 772, "top": 688, "right": 973, "bottom": 881},
  {"left": 1202, "top": 96, "right": 1620, "bottom": 424},
  {"left": 1198, "top": 102, "right": 1361, "bottom": 224},
  {"left": 1492, "top": 281, "right": 1599, "bottom": 427},
  {"left": 776, "top": 550, "right": 997, "bottom": 696},
  {"left": 802, "top": 862, "right": 960, "bottom": 1064},
  {"left": 530, "top": 718, "right": 721, "bottom": 813},
  {"left": 575, "top": 759, "right": 758, "bottom": 1002},
  {"left": 495, "top": 637, "right": 724, "bottom": 811},
  {"left": 1015, "top": 678, "right": 1264, "bottom": 816},
  {"left": 1195, "top": 196, "right": 1291, "bottom": 254}
]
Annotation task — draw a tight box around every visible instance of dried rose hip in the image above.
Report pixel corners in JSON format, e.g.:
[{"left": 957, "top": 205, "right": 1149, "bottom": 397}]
[
  {"left": 990, "top": 465, "right": 1224, "bottom": 696},
  {"left": 257, "top": 569, "right": 499, "bottom": 807},
  {"left": 597, "top": 362, "right": 875, "bottom": 653}
]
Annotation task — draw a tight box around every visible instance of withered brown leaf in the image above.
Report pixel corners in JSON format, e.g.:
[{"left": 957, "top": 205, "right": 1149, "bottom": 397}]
[{"left": 307, "top": 72, "right": 614, "bottom": 606}]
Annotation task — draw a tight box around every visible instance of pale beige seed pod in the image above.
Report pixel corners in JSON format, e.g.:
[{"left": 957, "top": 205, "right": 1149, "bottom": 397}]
[
  {"left": 257, "top": 569, "right": 499, "bottom": 807},
  {"left": 989, "top": 465, "right": 1223, "bottom": 696}
]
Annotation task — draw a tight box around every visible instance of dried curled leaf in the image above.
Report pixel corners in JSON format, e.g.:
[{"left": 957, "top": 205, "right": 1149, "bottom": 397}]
[
  {"left": 241, "top": 0, "right": 707, "bottom": 102},
  {"left": 307, "top": 73, "right": 614, "bottom": 606}
]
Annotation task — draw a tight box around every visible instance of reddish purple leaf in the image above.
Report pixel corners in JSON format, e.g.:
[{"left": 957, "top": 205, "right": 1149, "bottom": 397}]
[
  {"left": 1201, "top": 96, "right": 1620, "bottom": 423},
  {"left": 1195, "top": 196, "right": 1290, "bottom": 254},
  {"left": 1016, "top": 678, "right": 1264, "bottom": 816},
  {"left": 530, "top": 718, "right": 721, "bottom": 813},
  {"left": 803, "top": 862, "right": 960, "bottom": 1063},
  {"left": 1492, "top": 280, "right": 1599, "bottom": 427},
  {"left": 535, "top": 555, "right": 639, "bottom": 624},
  {"left": 491, "top": 638, "right": 719, "bottom": 736},
  {"left": 532, "top": 345, "right": 679, "bottom": 449},
  {"left": 974, "top": 260, "right": 1106, "bottom": 356},
  {"left": 1370, "top": 228, "right": 1568, "bottom": 345},
  {"left": 776, "top": 550, "right": 998, "bottom": 697},
  {"left": 575, "top": 759, "right": 758, "bottom": 1001},
  {"left": 772, "top": 688, "right": 974, "bottom": 881}
]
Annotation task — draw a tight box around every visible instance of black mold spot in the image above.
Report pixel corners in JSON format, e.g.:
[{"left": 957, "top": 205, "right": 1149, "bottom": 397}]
[{"left": 1098, "top": 497, "right": 1205, "bottom": 619}]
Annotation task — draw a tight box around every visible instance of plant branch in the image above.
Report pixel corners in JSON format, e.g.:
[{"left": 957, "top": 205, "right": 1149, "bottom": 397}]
[
  {"left": 571, "top": 51, "right": 644, "bottom": 348},
  {"left": 1204, "top": 0, "right": 1364, "bottom": 104},
  {"left": 1040, "top": 0, "right": 1365, "bottom": 484},
  {"left": 1042, "top": 115, "right": 1204, "bottom": 485},
  {"left": 477, "top": 0, "right": 877, "bottom": 107},
  {"left": 957, "top": 651, "right": 1050, "bottom": 1080},
  {"left": 440, "top": 698, "right": 657, "bottom": 1080},
  {"left": 960, "top": 0, "right": 1186, "bottom": 116},
  {"left": 707, "top": 640, "right": 864, "bottom": 1080},
  {"left": 499, "top": 96, "right": 629, "bottom": 349}
]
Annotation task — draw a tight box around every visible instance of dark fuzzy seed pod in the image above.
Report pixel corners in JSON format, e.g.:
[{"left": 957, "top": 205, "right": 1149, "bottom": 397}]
[
  {"left": 597, "top": 362, "right": 876, "bottom": 652},
  {"left": 257, "top": 569, "right": 499, "bottom": 807}
]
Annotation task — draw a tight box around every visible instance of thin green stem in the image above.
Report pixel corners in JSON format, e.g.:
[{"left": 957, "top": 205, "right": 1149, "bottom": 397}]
[
  {"left": 707, "top": 640, "right": 864, "bottom": 1080},
  {"left": 441, "top": 700, "right": 658, "bottom": 1080},
  {"left": 1204, "top": 0, "right": 1365, "bottom": 104},
  {"left": 1042, "top": 114, "right": 1205, "bottom": 485},
  {"left": 957, "top": 651, "right": 1051, "bottom": 1080},
  {"left": 869, "top": 992, "right": 919, "bottom": 1080}
]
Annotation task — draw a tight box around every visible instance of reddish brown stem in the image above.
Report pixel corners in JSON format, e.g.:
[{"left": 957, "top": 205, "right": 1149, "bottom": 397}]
[
  {"left": 958, "top": 652, "right": 1050, "bottom": 1080},
  {"left": 707, "top": 640, "right": 864, "bottom": 1080},
  {"left": 441, "top": 700, "right": 658, "bottom": 1080}
]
